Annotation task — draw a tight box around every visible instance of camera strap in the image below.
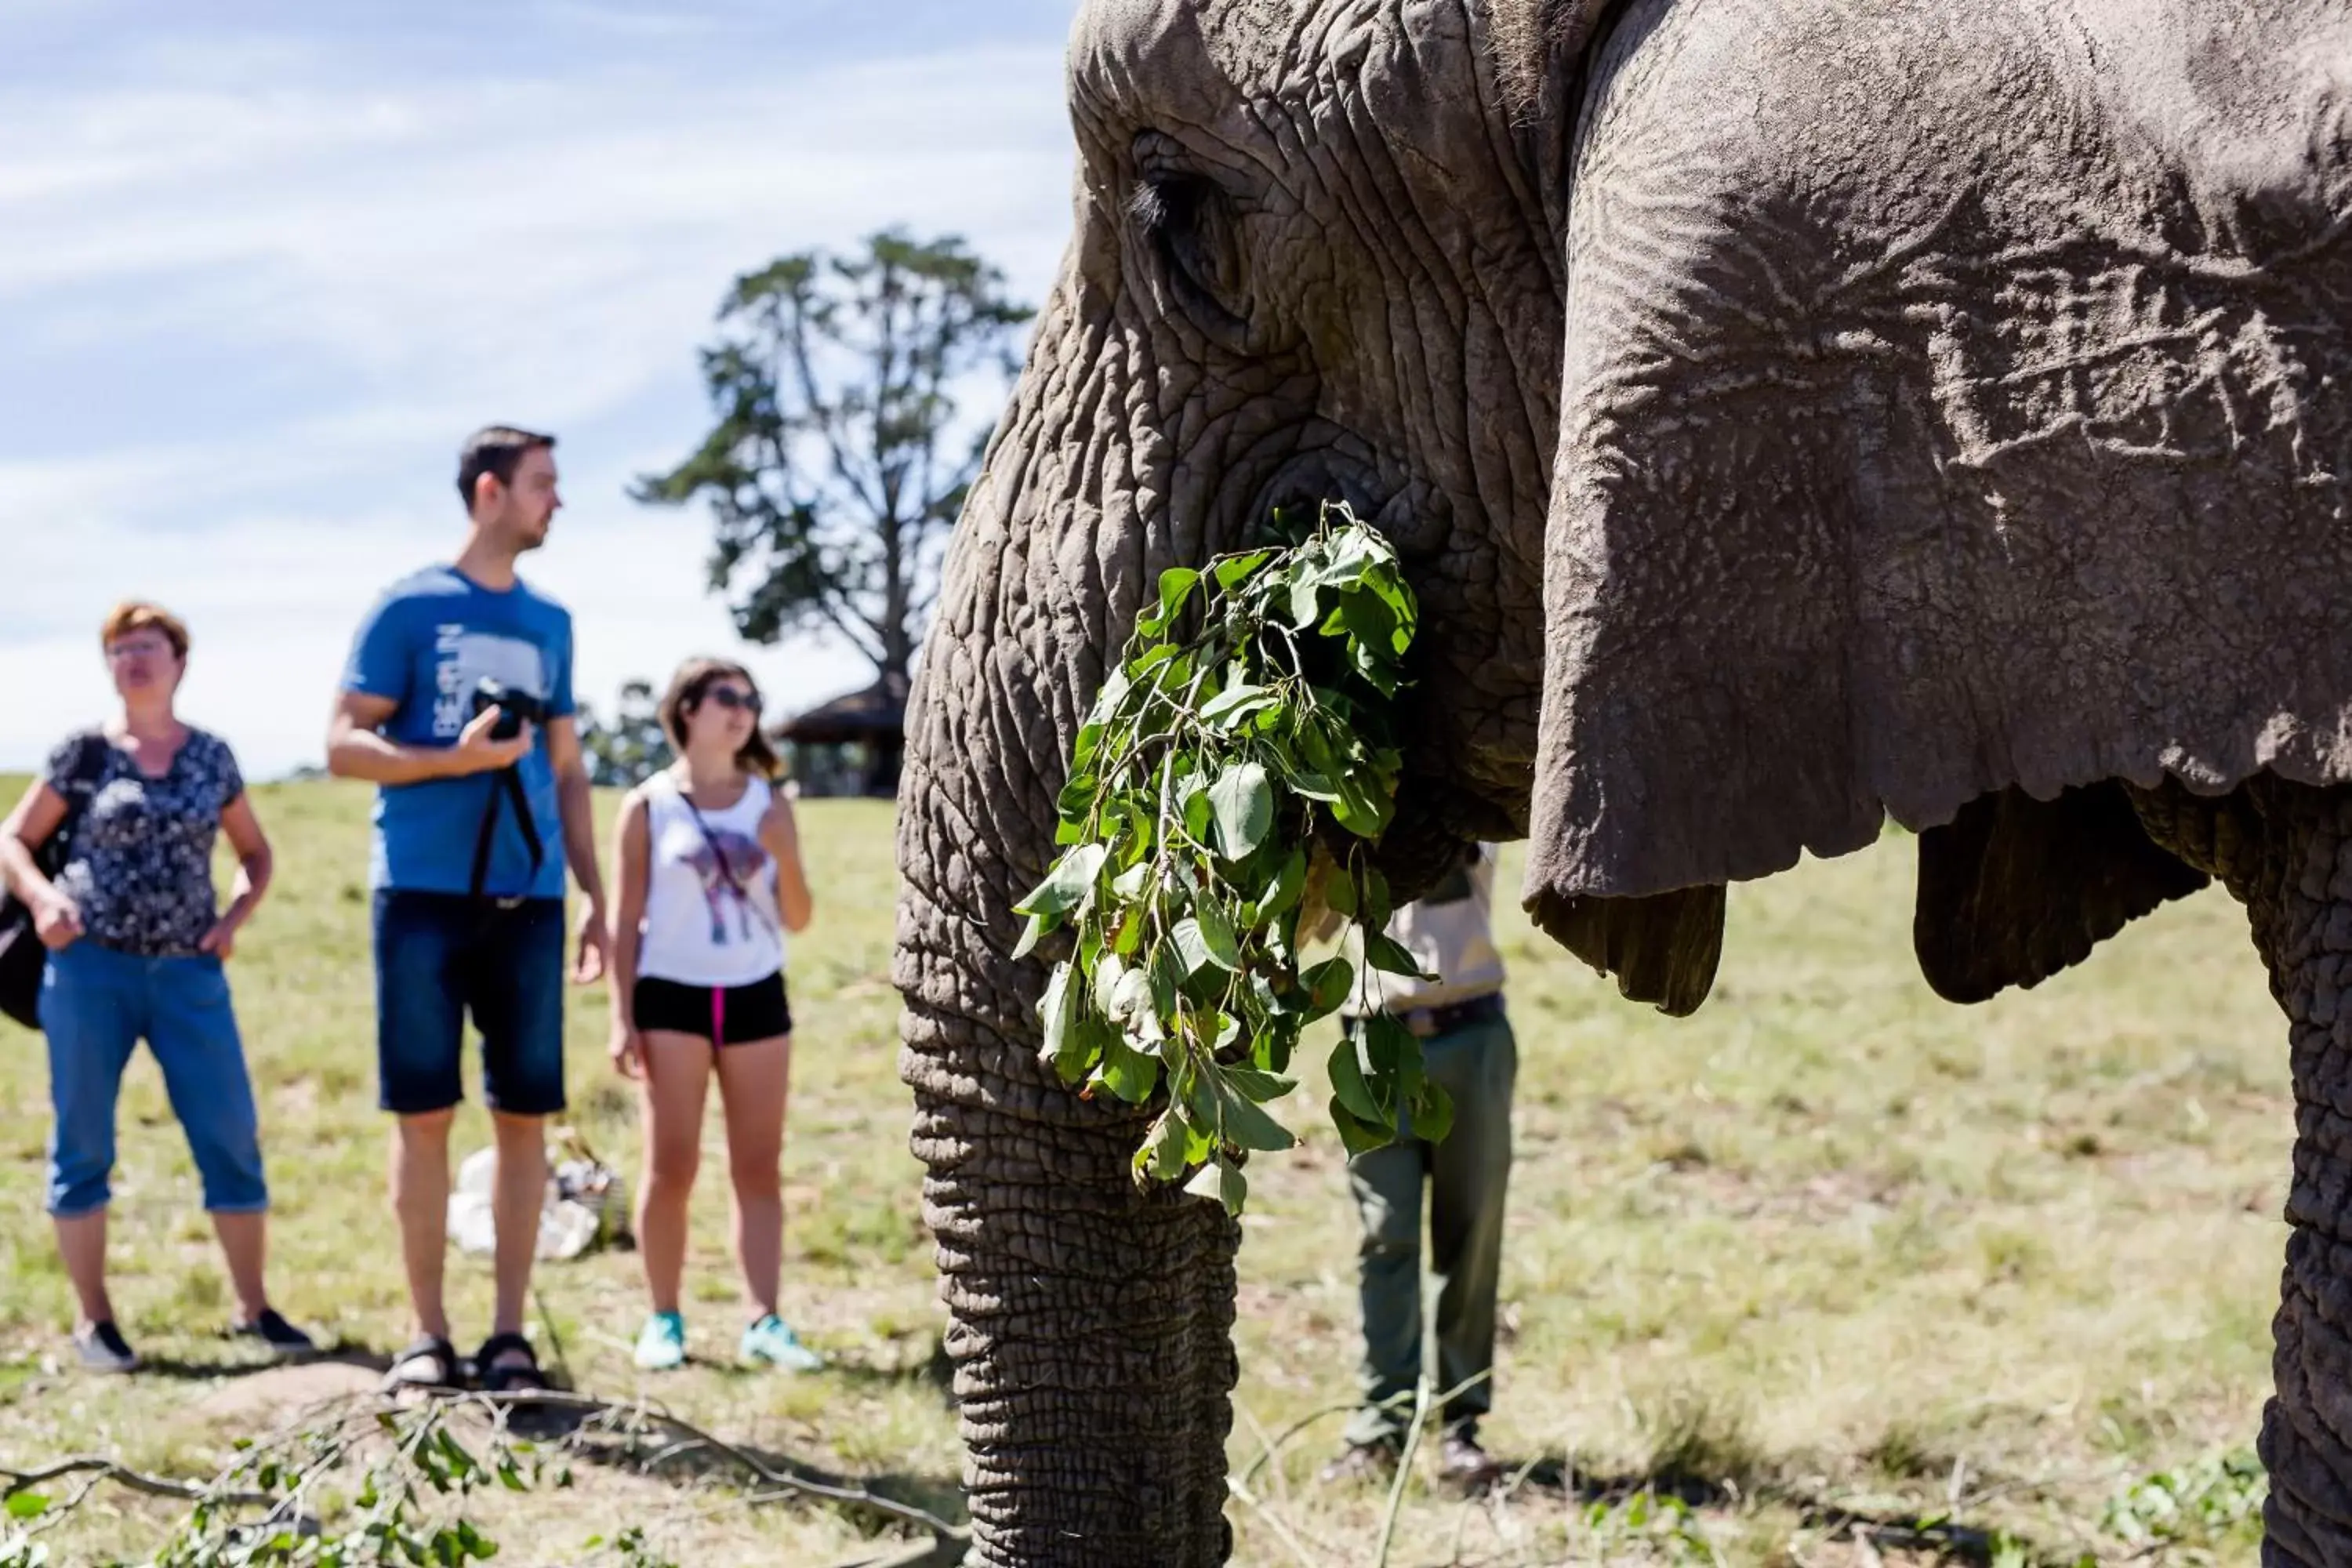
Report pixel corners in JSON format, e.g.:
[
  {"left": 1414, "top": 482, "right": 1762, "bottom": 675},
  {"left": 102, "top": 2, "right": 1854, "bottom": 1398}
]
[
  {"left": 468, "top": 765, "right": 546, "bottom": 905},
  {"left": 675, "top": 776, "right": 779, "bottom": 938}
]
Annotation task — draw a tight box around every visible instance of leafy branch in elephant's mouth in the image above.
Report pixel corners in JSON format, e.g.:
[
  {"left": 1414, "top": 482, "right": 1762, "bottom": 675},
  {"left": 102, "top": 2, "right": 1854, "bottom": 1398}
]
[{"left": 1013, "top": 502, "right": 1454, "bottom": 1214}]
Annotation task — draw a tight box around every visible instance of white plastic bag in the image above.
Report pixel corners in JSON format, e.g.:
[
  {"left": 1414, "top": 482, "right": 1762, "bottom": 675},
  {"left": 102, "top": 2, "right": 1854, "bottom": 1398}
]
[{"left": 445, "top": 1132, "right": 631, "bottom": 1261}]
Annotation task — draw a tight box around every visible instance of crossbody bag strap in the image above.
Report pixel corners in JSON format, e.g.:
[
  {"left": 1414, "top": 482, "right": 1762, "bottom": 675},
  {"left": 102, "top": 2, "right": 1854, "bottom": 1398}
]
[
  {"left": 676, "top": 779, "right": 777, "bottom": 935},
  {"left": 48, "top": 732, "right": 111, "bottom": 866},
  {"left": 468, "top": 766, "right": 546, "bottom": 903}
]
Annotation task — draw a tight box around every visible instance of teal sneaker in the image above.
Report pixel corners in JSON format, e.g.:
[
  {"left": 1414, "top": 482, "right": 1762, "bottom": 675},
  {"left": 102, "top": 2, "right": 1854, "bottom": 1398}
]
[
  {"left": 740, "top": 1314, "right": 824, "bottom": 1372},
  {"left": 633, "top": 1311, "right": 687, "bottom": 1372}
]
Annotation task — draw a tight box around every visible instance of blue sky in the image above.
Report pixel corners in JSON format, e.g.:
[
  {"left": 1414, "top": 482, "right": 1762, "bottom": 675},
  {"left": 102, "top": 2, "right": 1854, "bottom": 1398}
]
[{"left": 0, "top": 1, "right": 1082, "bottom": 775}]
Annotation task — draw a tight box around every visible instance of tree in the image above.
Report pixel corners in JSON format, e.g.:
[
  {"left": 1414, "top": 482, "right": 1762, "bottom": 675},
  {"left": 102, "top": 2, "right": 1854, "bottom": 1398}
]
[
  {"left": 577, "top": 680, "right": 673, "bottom": 788},
  {"left": 634, "top": 230, "right": 1033, "bottom": 688}
]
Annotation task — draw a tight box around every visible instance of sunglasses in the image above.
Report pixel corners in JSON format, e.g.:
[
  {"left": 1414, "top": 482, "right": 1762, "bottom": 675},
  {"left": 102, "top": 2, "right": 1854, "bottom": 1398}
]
[{"left": 702, "top": 686, "right": 764, "bottom": 716}]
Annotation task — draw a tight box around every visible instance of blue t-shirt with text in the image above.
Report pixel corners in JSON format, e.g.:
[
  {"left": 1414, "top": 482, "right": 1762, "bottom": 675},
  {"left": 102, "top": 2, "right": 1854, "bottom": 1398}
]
[{"left": 343, "top": 566, "right": 575, "bottom": 901}]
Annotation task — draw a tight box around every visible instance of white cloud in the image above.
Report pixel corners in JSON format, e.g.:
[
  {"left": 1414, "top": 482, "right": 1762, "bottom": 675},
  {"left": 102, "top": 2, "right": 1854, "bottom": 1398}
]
[{"left": 0, "top": 28, "right": 1081, "bottom": 775}]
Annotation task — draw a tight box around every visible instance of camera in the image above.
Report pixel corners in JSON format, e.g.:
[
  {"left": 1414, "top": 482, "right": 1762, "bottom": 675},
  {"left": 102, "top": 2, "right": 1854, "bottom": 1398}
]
[{"left": 470, "top": 679, "right": 550, "bottom": 742}]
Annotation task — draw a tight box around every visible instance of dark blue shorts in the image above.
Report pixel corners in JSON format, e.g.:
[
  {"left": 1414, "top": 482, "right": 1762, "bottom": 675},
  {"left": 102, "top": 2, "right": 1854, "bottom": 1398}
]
[{"left": 373, "top": 891, "right": 566, "bottom": 1117}]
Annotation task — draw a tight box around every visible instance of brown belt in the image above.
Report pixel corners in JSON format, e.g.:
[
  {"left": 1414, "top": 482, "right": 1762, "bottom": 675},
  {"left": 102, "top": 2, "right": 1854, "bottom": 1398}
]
[{"left": 1352, "top": 991, "right": 1506, "bottom": 1039}]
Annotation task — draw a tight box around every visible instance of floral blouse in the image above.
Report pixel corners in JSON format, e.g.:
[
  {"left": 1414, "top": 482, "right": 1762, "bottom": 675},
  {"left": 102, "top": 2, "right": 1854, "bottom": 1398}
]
[{"left": 45, "top": 730, "right": 244, "bottom": 957}]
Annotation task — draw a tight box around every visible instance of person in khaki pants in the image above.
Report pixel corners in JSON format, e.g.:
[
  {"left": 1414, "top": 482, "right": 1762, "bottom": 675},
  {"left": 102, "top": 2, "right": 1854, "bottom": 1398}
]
[{"left": 1319, "top": 842, "right": 1516, "bottom": 1492}]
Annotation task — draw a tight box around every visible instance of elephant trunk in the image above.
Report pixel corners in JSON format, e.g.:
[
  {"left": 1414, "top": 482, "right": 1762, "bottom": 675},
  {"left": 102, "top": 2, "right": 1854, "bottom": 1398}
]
[
  {"left": 2132, "top": 779, "right": 2352, "bottom": 1566},
  {"left": 895, "top": 269, "right": 1242, "bottom": 1562},
  {"left": 906, "top": 1018, "right": 1238, "bottom": 1563},
  {"left": 898, "top": 826, "right": 1240, "bottom": 1565}
]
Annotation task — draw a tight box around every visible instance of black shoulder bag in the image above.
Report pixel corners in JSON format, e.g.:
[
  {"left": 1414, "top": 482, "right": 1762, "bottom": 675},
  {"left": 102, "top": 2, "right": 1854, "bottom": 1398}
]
[{"left": 0, "top": 734, "right": 111, "bottom": 1029}]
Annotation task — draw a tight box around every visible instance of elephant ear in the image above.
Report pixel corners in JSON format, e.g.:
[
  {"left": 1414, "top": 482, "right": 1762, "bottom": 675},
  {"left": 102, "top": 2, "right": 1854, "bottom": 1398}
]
[
  {"left": 1914, "top": 783, "right": 2209, "bottom": 1004},
  {"left": 1527, "top": 884, "right": 1724, "bottom": 1018}
]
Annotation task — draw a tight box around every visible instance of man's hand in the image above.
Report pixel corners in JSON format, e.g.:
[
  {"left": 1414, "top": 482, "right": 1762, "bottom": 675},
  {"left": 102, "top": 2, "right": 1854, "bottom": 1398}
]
[
  {"left": 445, "top": 707, "right": 533, "bottom": 777},
  {"left": 573, "top": 905, "right": 609, "bottom": 985},
  {"left": 34, "top": 891, "right": 82, "bottom": 952}
]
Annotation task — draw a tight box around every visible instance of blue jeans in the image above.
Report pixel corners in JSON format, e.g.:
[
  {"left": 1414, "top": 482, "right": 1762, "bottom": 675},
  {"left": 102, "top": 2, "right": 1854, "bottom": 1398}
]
[
  {"left": 373, "top": 892, "right": 567, "bottom": 1116},
  {"left": 40, "top": 942, "right": 268, "bottom": 1218},
  {"left": 1343, "top": 1010, "right": 1517, "bottom": 1448}
]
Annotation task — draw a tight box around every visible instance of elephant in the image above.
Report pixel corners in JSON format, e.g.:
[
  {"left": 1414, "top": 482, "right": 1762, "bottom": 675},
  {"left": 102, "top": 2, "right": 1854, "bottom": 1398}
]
[{"left": 891, "top": 0, "right": 2352, "bottom": 1561}]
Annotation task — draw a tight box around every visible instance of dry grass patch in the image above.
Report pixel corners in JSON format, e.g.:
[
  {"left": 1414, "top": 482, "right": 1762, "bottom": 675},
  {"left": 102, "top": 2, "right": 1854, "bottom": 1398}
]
[{"left": 0, "top": 786, "right": 2290, "bottom": 1564}]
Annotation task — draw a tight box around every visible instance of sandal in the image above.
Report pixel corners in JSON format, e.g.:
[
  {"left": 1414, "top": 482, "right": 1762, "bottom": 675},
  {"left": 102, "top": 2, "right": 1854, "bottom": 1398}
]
[
  {"left": 383, "top": 1334, "right": 463, "bottom": 1395},
  {"left": 474, "top": 1330, "right": 549, "bottom": 1394}
]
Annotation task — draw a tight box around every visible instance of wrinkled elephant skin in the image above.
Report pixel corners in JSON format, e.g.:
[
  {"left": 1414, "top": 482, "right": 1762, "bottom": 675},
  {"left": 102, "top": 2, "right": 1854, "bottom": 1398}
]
[{"left": 894, "top": 0, "right": 2352, "bottom": 1562}]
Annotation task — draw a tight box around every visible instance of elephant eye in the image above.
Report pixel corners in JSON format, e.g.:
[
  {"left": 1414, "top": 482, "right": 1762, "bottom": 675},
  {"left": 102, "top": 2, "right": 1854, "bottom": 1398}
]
[{"left": 1130, "top": 139, "right": 1252, "bottom": 344}]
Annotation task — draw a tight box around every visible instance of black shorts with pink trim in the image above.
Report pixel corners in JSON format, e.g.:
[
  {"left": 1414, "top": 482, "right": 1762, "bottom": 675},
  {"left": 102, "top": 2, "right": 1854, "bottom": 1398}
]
[{"left": 632, "top": 972, "right": 791, "bottom": 1046}]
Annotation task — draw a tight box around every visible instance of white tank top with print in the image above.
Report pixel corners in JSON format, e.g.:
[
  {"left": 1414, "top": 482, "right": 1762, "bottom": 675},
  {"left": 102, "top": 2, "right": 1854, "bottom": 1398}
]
[{"left": 636, "top": 771, "right": 786, "bottom": 989}]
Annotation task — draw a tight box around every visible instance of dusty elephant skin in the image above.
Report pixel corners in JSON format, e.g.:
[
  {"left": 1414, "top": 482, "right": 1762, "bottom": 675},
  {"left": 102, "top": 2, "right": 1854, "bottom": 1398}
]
[{"left": 895, "top": 0, "right": 2352, "bottom": 1562}]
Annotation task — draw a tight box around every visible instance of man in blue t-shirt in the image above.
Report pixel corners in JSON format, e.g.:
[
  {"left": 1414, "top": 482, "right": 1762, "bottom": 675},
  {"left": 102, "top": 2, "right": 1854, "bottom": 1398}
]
[{"left": 326, "top": 425, "right": 609, "bottom": 1396}]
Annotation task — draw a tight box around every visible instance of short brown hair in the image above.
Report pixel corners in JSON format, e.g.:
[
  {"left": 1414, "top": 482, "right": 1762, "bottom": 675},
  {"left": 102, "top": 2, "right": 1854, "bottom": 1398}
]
[
  {"left": 100, "top": 601, "right": 190, "bottom": 661},
  {"left": 658, "top": 659, "right": 781, "bottom": 779},
  {"left": 457, "top": 426, "right": 557, "bottom": 511}
]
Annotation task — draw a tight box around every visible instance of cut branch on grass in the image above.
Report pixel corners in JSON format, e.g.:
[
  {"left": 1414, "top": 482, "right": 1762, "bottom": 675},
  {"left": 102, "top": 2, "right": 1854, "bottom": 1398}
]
[
  {"left": 0, "top": 1388, "right": 966, "bottom": 1567},
  {"left": 0, "top": 1456, "right": 269, "bottom": 1508}
]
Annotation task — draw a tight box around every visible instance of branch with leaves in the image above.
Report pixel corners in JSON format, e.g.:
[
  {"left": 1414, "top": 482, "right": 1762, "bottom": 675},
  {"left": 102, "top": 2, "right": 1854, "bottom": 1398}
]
[
  {"left": 0, "top": 1390, "right": 965, "bottom": 1568},
  {"left": 1014, "top": 504, "right": 1452, "bottom": 1213}
]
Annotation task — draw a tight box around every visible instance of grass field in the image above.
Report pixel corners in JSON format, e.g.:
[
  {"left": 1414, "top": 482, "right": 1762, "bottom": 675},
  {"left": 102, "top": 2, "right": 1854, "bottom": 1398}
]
[{"left": 0, "top": 779, "right": 2290, "bottom": 1565}]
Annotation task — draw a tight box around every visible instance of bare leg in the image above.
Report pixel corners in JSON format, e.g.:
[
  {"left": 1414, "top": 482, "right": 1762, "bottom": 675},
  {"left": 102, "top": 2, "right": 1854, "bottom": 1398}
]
[
  {"left": 391, "top": 1109, "right": 455, "bottom": 1340},
  {"left": 53, "top": 1210, "right": 112, "bottom": 1327},
  {"left": 488, "top": 1112, "right": 547, "bottom": 1337},
  {"left": 212, "top": 1212, "right": 269, "bottom": 1322},
  {"left": 715, "top": 1035, "right": 789, "bottom": 1318},
  {"left": 636, "top": 1033, "right": 713, "bottom": 1316}
]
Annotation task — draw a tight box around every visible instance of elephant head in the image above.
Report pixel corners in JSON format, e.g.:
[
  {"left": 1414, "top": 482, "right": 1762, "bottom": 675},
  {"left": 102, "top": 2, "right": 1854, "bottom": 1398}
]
[{"left": 895, "top": 0, "right": 2352, "bottom": 1562}]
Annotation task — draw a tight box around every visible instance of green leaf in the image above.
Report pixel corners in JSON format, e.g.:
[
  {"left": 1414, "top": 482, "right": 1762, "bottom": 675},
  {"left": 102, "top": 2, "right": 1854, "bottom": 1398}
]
[
  {"left": 1288, "top": 575, "right": 1323, "bottom": 630},
  {"left": 1036, "top": 962, "right": 1079, "bottom": 1073},
  {"left": 1214, "top": 550, "right": 1271, "bottom": 590},
  {"left": 1194, "top": 902, "right": 1242, "bottom": 969},
  {"left": 1091, "top": 951, "right": 1129, "bottom": 1017},
  {"left": 1329, "top": 1097, "right": 1395, "bottom": 1157},
  {"left": 1098, "top": 1036, "right": 1160, "bottom": 1103},
  {"left": 1111, "top": 904, "right": 1145, "bottom": 956},
  {"left": 1328, "top": 1033, "right": 1385, "bottom": 1124},
  {"left": 1125, "top": 641, "right": 1181, "bottom": 679},
  {"left": 1109, "top": 965, "right": 1157, "bottom": 1031},
  {"left": 1330, "top": 774, "right": 1393, "bottom": 839},
  {"left": 1138, "top": 1112, "right": 1193, "bottom": 1183},
  {"left": 1200, "top": 683, "right": 1273, "bottom": 729},
  {"left": 1014, "top": 842, "right": 1107, "bottom": 920},
  {"left": 1010, "top": 913, "right": 1047, "bottom": 963},
  {"left": 1185, "top": 1157, "right": 1249, "bottom": 1214},
  {"left": 1324, "top": 586, "right": 1396, "bottom": 652},
  {"left": 1301, "top": 956, "right": 1355, "bottom": 1019},
  {"left": 1207, "top": 763, "right": 1274, "bottom": 860},
  {"left": 1362, "top": 929, "right": 1432, "bottom": 980},
  {"left": 1064, "top": 1012, "right": 1116, "bottom": 1084},
  {"left": 1180, "top": 770, "right": 1213, "bottom": 844},
  {"left": 5, "top": 1492, "right": 49, "bottom": 1520},
  {"left": 1215, "top": 1080, "right": 1297, "bottom": 1152},
  {"left": 1171, "top": 916, "right": 1218, "bottom": 977},
  {"left": 1409, "top": 1080, "right": 1456, "bottom": 1146},
  {"left": 1222, "top": 1065, "right": 1296, "bottom": 1103},
  {"left": 1150, "top": 565, "right": 1200, "bottom": 630},
  {"left": 1253, "top": 847, "right": 1308, "bottom": 927},
  {"left": 1322, "top": 866, "right": 1359, "bottom": 921}
]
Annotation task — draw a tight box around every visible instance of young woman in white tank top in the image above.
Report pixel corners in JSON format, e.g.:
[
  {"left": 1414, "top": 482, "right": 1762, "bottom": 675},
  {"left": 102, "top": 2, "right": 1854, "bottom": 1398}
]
[{"left": 606, "top": 659, "right": 817, "bottom": 1374}]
